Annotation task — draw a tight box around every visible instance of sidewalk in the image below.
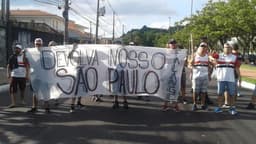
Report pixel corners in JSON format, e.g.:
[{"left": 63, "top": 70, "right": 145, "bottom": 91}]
[
  {"left": 0, "top": 67, "right": 8, "bottom": 92},
  {"left": 0, "top": 67, "right": 7, "bottom": 85}
]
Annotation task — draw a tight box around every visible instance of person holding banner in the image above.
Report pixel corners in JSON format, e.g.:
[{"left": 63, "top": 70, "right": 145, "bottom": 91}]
[
  {"left": 188, "top": 42, "right": 212, "bottom": 111},
  {"left": 7, "top": 44, "right": 29, "bottom": 108},
  {"left": 68, "top": 42, "right": 86, "bottom": 113},
  {"left": 162, "top": 39, "right": 184, "bottom": 112},
  {"left": 111, "top": 63, "right": 129, "bottom": 109},
  {"left": 27, "top": 38, "right": 51, "bottom": 113}
]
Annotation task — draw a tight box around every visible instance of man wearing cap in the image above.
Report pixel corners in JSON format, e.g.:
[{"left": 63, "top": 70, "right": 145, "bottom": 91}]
[
  {"left": 189, "top": 42, "right": 212, "bottom": 111},
  {"left": 7, "top": 44, "right": 29, "bottom": 108}
]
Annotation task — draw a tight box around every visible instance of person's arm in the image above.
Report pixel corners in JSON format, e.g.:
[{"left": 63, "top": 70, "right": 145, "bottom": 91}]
[
  {"left": 7, "top": 64, "right": 11, "bottom": 79},
  {"left": 187, "top": 54, "right": 194, "bottom": 69},
  {"left": 25, "top": 58, "right": 30, "bottom": 81},
  {"left": 23, "top": 51, "right": 30, "bottom": 81},
  {"left": 235, "top": 55, "right": 242, "bottom": 86},
  {"left": 6, "top": 56, "right": 12, "bottom": 79}
]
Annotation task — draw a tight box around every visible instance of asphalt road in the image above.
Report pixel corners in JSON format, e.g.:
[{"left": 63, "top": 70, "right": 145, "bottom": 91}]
[{"left": 0, "top": 80, "right": 256, "bottom": 144}]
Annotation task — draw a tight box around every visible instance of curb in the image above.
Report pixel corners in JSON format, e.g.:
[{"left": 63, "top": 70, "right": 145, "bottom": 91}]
[
  {"left": 0, "top": 84, "right": 8, "bottom": 92},
  {"left": 241, "top": 81, "right": 255, "bottom": 90}
]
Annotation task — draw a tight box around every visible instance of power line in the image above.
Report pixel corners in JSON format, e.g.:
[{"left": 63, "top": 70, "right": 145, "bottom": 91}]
[
  {"left": 33, "top": 0, "right": 58, "bottom": 7},
  {"left": 69, "top": 7, "right": 96, "bottom": 25}
]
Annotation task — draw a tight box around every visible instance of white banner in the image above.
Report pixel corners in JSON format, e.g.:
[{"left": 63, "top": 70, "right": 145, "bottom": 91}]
[{"left": 26, "top": 44, "right": 187, "bottom": 101}]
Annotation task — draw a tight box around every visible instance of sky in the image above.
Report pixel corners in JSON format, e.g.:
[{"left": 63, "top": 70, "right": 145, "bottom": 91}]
[{"left": 10, "top": 0, "right": 211, "bottom": 37}]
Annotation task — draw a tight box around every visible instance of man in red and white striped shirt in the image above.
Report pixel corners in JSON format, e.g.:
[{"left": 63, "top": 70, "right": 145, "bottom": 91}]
[
  {"left": 7, "top": 44, "right": 29, "bottom": 108},
  {"left": 189, "top": 42, "right": 212, "bottom": 111},
  {"left": 213, "top": 43, "right": 241, "bottom": 115}
]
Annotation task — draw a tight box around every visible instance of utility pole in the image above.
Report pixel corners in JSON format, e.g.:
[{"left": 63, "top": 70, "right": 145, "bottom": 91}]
[
  {"left": 122, "top": 24, "right": 124, "bottom": 44},
  {"left": 112, "top": 11, "right": 115, "bottom": 43},
  {"left": 190, "top": 0, "right": 194, "bottom": 55},
  {"left": 6, "top": 0, "right": 10, "bottom": 63},
  {"left": 1, "top": 0, "right": 5, "bottom": 20},
  {"left": 168, "top": 16, "right": 171, "bottom": 36},
  {"left": 89, "top": 21, "right": 92, "bottom": 43},
  {"left": 63, "top": 0, "right": 69, "bottom": 45},
  {"left": 95, "top": 0, "right": 100, "bottom": 44}
]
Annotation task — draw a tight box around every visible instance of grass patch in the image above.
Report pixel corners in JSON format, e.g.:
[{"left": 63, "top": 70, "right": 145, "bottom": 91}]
[
  {"left": 241, "top": 64, "right": 256, "bottom": 70},
  {"left": 242, "top": 77, "right": 256, "bottom": 84}
]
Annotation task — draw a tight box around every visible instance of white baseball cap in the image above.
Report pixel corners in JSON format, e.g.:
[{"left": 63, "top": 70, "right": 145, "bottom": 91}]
[{"left": 15, "top": 44, "right": 22, "bottom": 50}]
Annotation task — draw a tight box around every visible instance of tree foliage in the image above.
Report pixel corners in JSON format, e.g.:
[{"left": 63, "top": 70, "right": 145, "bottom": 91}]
[{"left": 122, "top": 0, "right": 256, "bottom": 54}]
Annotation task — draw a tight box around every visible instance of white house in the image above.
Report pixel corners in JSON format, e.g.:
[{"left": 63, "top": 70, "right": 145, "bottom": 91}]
[{"left": 10, "top": 10, "right": 65, "bottom": 32}]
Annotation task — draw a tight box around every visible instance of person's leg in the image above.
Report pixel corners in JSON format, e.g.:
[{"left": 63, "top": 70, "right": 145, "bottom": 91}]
[
  {"left": 44, "top": 101, "right": 50, "bottom": 113},
  {"left": 77, "top": 96, "right": 85, "bottom": 108},
  {"left": 171, "top": 101, "right": 180, "bottom": 112},
  {"left": 228, "top": 81, "right": 238, "bottom": 115},
  {"left": 123, "top": 96, "right": 128, "bottom": 109},
  {"left": 192, "top": 79, "right": 198, "bottom": 111},
  {"left": 70, "top": 97, "right": 76, "bottom": 113},
  {"left": 8, "top": 78, "right": 17, "bottom": 108},
  {"left": 95, "top": 95, "right": 103, "bottom": 102},
  {"left": 162, "top": 101, "right": 170, "bottom": 111},
  {"left": 19, "top": 78, "right": 27, "bottom": 105},
  {"left": 200, "top": 78, "right": 208, "bottom": 110},
  {"left": 112, "top": 95, "right": 119, "bottom": 109},
  {"left": 215, "top": 81, "right": 225, "bottom": 113},
  {"left": 180, "top": 72, "right": 187, "bottom": 104},
  {"left": 27, "top": 94, "right": 38, "bottom": 113}
]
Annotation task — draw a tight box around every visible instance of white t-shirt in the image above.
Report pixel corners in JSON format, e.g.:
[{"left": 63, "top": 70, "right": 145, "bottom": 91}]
[
  {"left": 11, "top": 55, "right": 27, "bottom": 78},
  {"left": 216, "top": 53, "right": 237, "bottom": 82},
  {"left": 192, "top": 53, "right": 209, "bottom": 79}
]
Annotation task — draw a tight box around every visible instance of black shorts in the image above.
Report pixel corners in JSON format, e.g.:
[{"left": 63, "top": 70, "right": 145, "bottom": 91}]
[{"left": 9, "top": 77, "right": 27, "bottom": 93}]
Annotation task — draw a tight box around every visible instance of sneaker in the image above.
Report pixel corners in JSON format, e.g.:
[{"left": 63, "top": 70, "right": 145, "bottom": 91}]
[
  {"left": 229, "top": 108, "right": 238, "bottom": 115},
  {"left": 27, "top": 107, "right": 37, "bottom": 113},
  {"left": 21, "top": 100, "right": 26, "bottom": 105},
  {"left": 192, "top": 104, "right": 197, "bottom": 111},
  {"left": 70, "top": 104, "right": 75, "bottom": 113},
  {"left": 183, "top": 99, "right": 188, "bottom": 105},
  {"left": 237, "top": 92, "right": 241, "bottom": 97},
  {"left": 77, "top": 103, "right": 85, "bottom": 109},
  {"left": 123, "top": 101, "right": 129, "bottom": 109},
  {"left": 95, "top": 97, "right": 103, "bottom": 102},
  {"left": 214, "top": 107, "right": 223, "bottom": 113},
  {"left": 246, "top": 103, "right": 255, "bottom": 109},
  {"left": 112, "top": 101, "right": 119, "bottom": 109},
  {"left": 222, "top": 104, "right": 231, "bottom": 109},
  {"left": 201, "top": 105, "right": 208, "bottom": 110},
  {"left": 45, "top": 108, "right": 50, "bottom": 113},
  {"left": 8, "top": 104, "right": 16, "bottom": 108},
  {"left": 173, "top": 104, "right": 180, "bottom": 112},
  {"left": 54, "top": 100, "right": 59, "bottom": 107},
  {"left": 161, "top": 105, "right": 170, "bottom": 112}
]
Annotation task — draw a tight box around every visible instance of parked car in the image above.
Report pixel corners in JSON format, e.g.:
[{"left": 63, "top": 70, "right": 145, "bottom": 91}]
[{"left": 248, "top": 55, "right": 256, "bottom": 65}]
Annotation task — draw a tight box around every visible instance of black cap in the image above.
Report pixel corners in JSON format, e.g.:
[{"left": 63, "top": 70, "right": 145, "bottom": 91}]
[{"left": 168, "top": 39, "right": 177, "bottom": 44}]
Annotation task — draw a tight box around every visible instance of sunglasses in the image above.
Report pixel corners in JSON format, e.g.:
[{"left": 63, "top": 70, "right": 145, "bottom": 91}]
[{"left": 200, "top": 45, "right": 207, "bottom": 48}]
